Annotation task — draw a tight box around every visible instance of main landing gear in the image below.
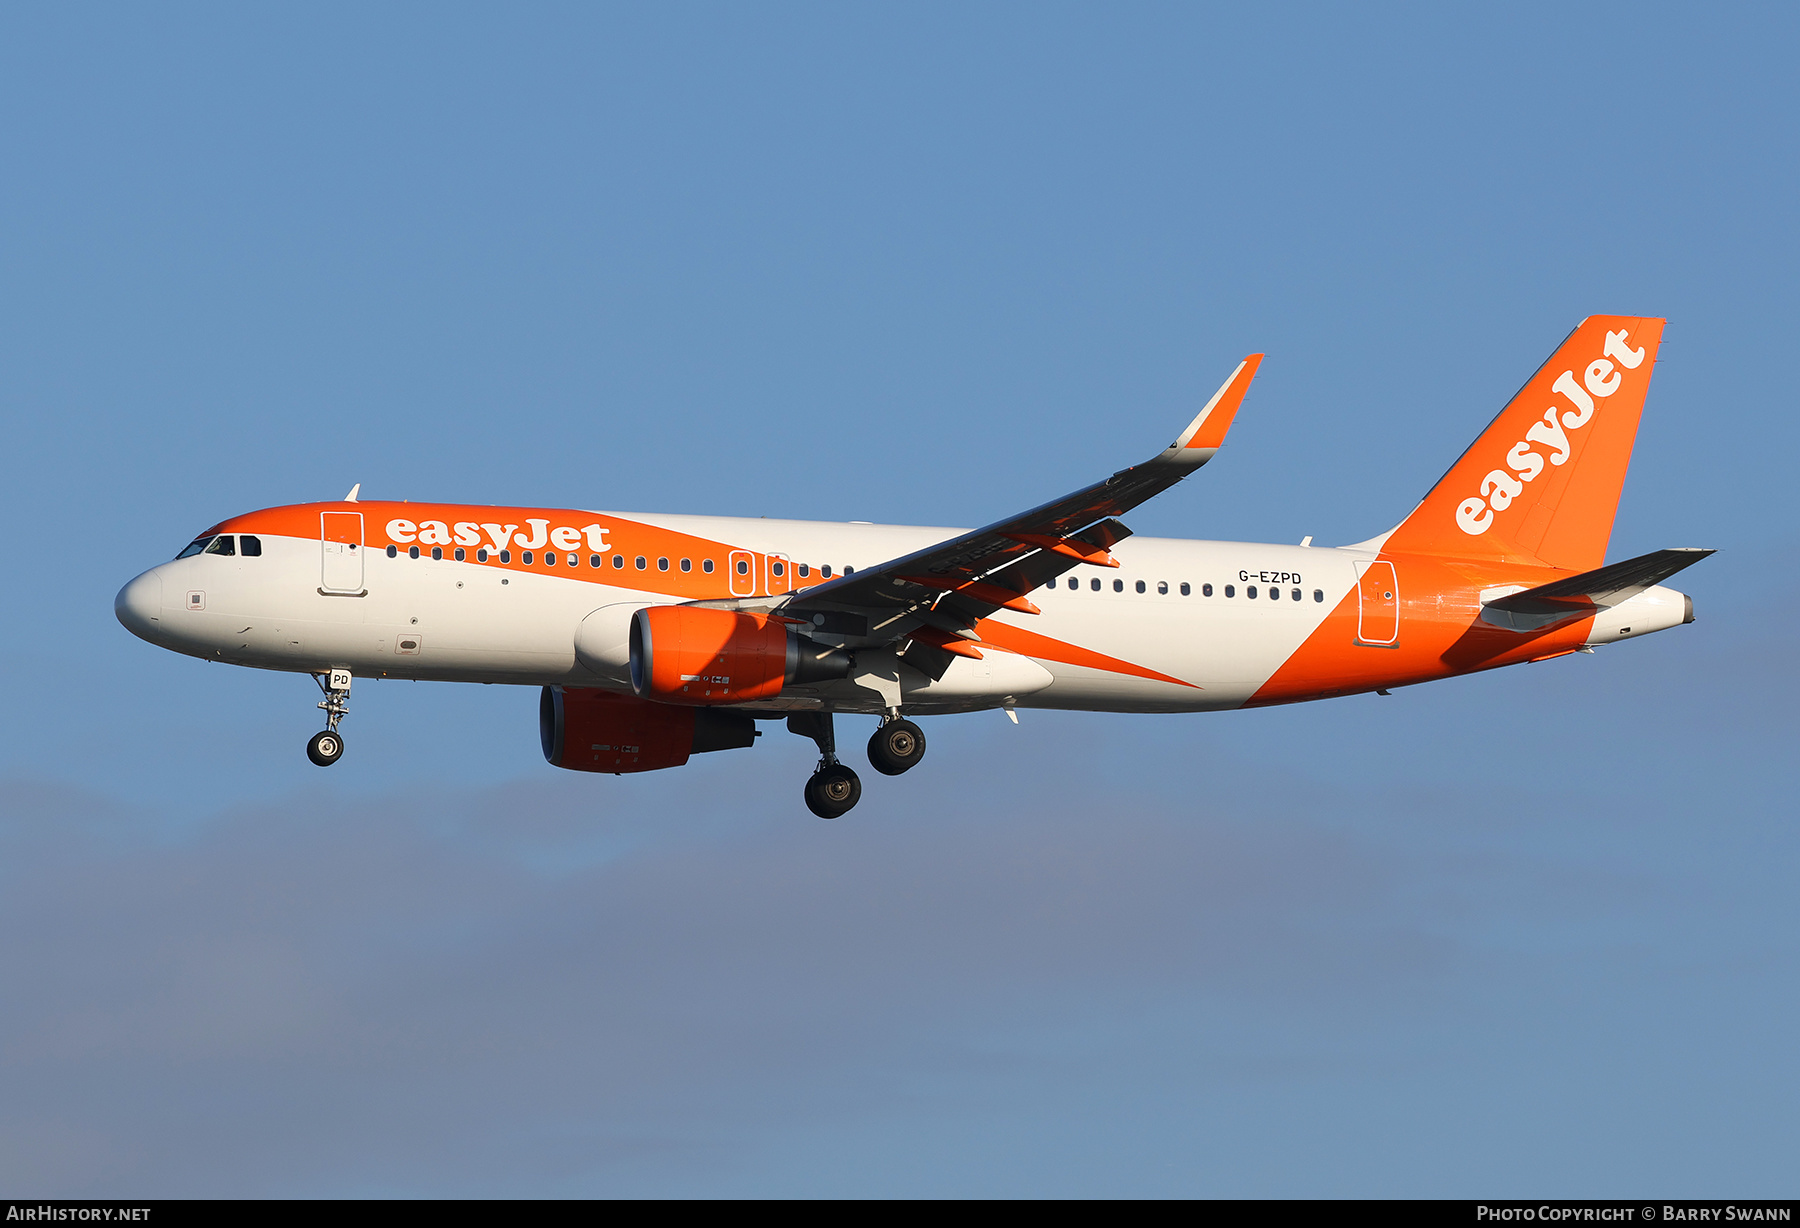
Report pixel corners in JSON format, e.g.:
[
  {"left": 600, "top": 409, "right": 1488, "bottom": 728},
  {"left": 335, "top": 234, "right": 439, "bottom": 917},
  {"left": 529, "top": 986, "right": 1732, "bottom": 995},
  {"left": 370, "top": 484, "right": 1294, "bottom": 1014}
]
[
  {"left": 789, "top": 712, "right": 862, "bottom": 819},
  {"left": 788, "top": 711, "right": 930, "bottom": 817},
  {"left": 307, "top": 669, "right": 352, "bottom": 767},
  {"left": 867, "top": 717, "right": 926, "bottom": 776}
]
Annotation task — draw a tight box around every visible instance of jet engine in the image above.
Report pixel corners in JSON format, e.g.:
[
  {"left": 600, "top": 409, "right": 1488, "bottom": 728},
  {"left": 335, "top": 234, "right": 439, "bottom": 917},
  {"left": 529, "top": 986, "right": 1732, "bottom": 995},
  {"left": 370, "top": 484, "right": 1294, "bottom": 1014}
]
[
  {"left": 539, "top": 685, "right": 759, "bottom": 774},
  {"left": 629, "top": 606, "right": 851, "bottom": 704}
]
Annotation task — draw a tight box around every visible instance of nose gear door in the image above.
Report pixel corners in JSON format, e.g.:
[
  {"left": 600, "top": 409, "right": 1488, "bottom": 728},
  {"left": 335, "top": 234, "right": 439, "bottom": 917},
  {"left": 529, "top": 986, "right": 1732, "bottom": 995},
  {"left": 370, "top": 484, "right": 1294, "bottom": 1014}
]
[
  {"left": 1354, "top": 559, "right": 1399, "bottom": 646},
  {"left": 321, "top": 512, "right": 365, "bottom": 594}
]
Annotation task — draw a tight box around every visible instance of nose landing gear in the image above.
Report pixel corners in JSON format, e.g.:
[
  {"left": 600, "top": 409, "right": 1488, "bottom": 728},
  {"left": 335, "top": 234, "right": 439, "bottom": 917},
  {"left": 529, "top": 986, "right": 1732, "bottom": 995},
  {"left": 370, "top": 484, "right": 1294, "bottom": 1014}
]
[
  {"left": 307, "top": 729, "right": 344, "bottom": 767},
  {"left": 788, "top": 711, "right": 862, "bottom": 819},
  {"left": 307, "top": 669, "right": 352, "bottom": 767}
]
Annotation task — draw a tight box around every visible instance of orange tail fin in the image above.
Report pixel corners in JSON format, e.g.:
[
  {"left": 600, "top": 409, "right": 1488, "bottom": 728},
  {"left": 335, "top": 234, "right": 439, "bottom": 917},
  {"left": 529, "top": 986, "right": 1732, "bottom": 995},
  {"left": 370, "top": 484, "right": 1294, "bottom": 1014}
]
[{"left": 1383, "top": 315, "right": 1665, "bottom": 571}]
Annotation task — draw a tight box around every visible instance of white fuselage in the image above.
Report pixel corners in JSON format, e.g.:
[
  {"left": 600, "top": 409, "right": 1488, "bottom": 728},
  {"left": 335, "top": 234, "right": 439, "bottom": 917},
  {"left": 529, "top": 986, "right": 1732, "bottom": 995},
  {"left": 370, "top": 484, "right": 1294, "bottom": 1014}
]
[{"left": 114, "top": 509, "right": 1691, "bottom": 718}]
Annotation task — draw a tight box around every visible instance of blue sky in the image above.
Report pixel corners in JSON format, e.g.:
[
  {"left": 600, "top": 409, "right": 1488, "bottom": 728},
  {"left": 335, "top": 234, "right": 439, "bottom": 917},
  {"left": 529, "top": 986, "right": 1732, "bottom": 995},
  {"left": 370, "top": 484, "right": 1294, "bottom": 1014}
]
[{"left": 1, "top": 2, "right": 1795, "bottom": 1196}]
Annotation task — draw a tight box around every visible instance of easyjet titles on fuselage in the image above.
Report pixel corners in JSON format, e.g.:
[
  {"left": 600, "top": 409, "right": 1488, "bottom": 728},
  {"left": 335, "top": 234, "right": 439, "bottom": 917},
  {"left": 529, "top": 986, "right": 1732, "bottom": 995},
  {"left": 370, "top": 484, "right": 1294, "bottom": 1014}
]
[{"left": 386, "top": 517, "right": 612, "bottom": 555}]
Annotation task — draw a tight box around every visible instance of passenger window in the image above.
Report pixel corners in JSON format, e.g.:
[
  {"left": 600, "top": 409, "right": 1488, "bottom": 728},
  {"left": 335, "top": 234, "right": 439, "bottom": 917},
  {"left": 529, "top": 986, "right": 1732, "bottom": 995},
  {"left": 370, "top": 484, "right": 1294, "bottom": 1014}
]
[
  {"left": 1113, "top": 579, "right": 1123, "bottom": 592},
  {"left": 1224, "top": 584, "right": 1234, "bottom": 597},
  {"left": 637, "top": 556, "right": 648, "bottom": 570},
  {"left": 477, "top": 549, "right": 488, "bottom": 562},
  {"left": 203, "top": 535, "right": 236, "bottom": 556},
  {"left": 1180, "top": 582, "right": 1191, "bottom": 596},
  {"left": 567, "top": 554, "right": 577, "bottom": 567},
  {"left": 409, "top": 546, "right": 421, "bottom": 559},
  {"left": 658, "top": 557, "right": 669, "bottom": 571},
  {"left": 770, "top": 561, "right": 784, "bottom": 578},
  {"left": 1090, "top": 577, "right": 1101, "bottom": 591},
  {"left": 797, "top": 563, "right": 809, "bottom": 577},
  {"left": 240, "top": 535, "right": 262, "bottom": 557},
  {"left": 175, "top": 537, "right": 211, "bottom": 559},
  {"left": 1247, "top": 586, "right": 1257, "bottom": 598},
  {"left": 1136, "top": 580, "right": 1147, "bottom": 594},
  {"left": 735, "top": 559, "right": 748, "bottom": 575},
  {"left": 1157, "top": 581, "right": 1167, "bottom": 595},
  {"left": 612, "top": 554, "right": 624, "bottom": 569},
  {"left": 526, "top": 551, "right": 538, "bottom": 564},
  {"left": 702, "top": 559, "right": 715, "bottom": 574},
  {"left": 845, "top": 566, "right": 855, "bottom": 574},
  {"left": 1292, "top": 588, "right": 1302, "bottom": 602},
  {"left": 432, "top": 546, "right": 444, "bottom": 561},
  {"left": 821, "top": 565, "right": 832, "bottom": 578},
  {"left": 681, "top": 558, "right": 692, "bottom": 572},
  {"left": 499, "top": 550, "right": 511, "bottom": 563},
  {"left": 386, "top": 545, "right": 397, "bottom": 558},
  {"left": 454, "top": 547, "right": 465, "bottom": 561},
  {"left": 1314, "top": 589, "right": 1324, "bottom": 603},
  {"left": 1268, "top": 586, "right": 1279, "bottom": 600},
  {"left": 544, "top": 552, "right": 555, "bottom": 565},
  {"left": 590, "top": 554, "right": 601, "bottom": 568},
  {"left": 1203, "top": 583, "right": 1212, "bottom": 596}
]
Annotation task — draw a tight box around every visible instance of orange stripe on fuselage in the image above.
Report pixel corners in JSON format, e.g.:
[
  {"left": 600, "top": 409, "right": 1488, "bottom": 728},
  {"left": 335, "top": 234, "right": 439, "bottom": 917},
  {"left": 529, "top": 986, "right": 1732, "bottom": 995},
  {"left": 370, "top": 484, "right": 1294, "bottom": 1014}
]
[
  {"left": 211, "top": 501, "right": 834, "bottom": 601},
  {"left": 973, "top": 620, "right": 1199, "bottom": 689},
  {"left": 1247, "top": 551, "right": 1597, "bottom": 706}
]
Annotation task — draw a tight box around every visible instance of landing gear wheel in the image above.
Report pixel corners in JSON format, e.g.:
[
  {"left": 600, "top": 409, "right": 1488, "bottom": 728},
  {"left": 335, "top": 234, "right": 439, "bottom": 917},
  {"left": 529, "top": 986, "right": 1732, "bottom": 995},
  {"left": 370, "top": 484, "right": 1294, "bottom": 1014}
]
[
  {"left": 805, "top": 764, "right": 862, "bottom": 819},
  {"left": 867, "top": 719, "right": 926, "bottom": 776},
  {"left": 307, "top": 730, "right": 345, "bottom": 767}
]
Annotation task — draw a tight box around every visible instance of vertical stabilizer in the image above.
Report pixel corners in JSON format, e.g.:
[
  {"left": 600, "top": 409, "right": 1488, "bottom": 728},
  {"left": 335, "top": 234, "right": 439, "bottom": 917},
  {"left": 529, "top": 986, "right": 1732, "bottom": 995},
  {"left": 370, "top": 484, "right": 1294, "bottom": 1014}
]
[{"left": 1383, "top": 316, "right": 1665, "bottom": 571}]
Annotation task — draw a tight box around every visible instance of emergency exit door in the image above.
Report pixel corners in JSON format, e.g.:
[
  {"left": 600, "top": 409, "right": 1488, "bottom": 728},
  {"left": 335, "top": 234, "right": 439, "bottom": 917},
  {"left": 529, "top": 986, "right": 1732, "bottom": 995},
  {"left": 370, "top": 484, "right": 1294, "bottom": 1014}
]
[{"left": 321, "top": 512, "right": 365, "bottom": 594}]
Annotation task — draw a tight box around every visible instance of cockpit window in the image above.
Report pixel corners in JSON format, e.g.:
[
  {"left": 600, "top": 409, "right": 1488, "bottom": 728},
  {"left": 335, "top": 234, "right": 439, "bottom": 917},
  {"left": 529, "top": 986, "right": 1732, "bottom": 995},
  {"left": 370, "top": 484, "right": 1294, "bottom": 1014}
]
[
  {"left": 203, "top": 535, "right": 236, "bottom": 557},
  {"left": 175, "top": 536, "right": 211, "bottom": 559},
  {"left": 240, "top": 535, "right": 262, "bottom": 557}
]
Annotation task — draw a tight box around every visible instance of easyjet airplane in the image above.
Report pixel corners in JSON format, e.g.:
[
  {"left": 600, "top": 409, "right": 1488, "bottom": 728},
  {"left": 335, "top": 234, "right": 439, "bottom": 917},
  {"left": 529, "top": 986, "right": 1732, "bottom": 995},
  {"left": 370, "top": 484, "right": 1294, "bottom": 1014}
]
[{"left": 116, "top": 316, "right": 1708, "bottom": 817}]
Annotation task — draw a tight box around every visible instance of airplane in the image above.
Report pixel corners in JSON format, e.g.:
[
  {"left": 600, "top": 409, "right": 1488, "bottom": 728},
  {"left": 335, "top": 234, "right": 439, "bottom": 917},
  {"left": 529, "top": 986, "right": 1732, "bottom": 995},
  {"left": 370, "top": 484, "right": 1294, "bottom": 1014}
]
[{"left": 115, "top": 315, "right": 1709, "bottom": 818}]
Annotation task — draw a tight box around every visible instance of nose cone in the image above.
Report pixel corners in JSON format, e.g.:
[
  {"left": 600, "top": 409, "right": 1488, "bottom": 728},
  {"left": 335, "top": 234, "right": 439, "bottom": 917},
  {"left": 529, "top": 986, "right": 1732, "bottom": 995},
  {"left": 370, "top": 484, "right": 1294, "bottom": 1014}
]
[{"left": 115, "top": 569, "right": 164, "bottom": 641}]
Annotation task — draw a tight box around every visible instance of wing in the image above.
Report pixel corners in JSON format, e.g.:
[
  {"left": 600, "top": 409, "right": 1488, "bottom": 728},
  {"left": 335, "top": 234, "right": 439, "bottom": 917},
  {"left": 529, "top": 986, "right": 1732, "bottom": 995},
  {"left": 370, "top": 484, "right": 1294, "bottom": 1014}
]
[{"left": 768, "top": 354, "right": 1263, "bottom": 675}]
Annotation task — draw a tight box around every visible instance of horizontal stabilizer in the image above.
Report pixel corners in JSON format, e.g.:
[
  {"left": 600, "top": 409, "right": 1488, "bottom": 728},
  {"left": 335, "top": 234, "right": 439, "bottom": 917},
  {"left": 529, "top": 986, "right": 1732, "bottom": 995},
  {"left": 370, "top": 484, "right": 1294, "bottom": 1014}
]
[{"left": 1484, "top": 548, "right": 1714, "bottom": 616}]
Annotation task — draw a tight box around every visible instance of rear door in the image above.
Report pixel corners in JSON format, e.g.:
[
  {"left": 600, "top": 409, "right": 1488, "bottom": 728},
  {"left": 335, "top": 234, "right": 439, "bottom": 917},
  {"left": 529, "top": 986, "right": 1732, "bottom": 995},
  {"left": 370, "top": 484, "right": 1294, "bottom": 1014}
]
[
  {"left": 1354, "top": 559, "right": 1398, "bottom": 645},
  {"left": 321, "top": 512, "right": 365, "bottom": 594}
]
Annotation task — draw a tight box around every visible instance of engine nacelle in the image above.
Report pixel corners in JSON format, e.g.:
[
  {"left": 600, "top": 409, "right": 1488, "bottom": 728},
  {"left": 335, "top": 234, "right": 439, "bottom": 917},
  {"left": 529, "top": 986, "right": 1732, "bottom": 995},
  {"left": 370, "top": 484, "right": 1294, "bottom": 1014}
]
[
  {"left": 629, "top": 606, "right": 850, "bottom": 705},
  {"left": 539, "top": 686, "right": 759, "bottom": 774}
]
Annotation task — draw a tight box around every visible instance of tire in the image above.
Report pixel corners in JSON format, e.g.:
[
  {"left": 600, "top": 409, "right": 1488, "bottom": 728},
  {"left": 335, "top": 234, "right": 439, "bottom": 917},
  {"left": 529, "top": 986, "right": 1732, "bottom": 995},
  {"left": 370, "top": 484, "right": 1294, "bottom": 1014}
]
[
  {"left": 307, "top": 730, "right": 345, "bottom": 767},
  {"left": 804, "top": 764, "right": 862, "bottom": 819},
  {"left": 867, "top": 719, "right": 926, "bottom": 776}
]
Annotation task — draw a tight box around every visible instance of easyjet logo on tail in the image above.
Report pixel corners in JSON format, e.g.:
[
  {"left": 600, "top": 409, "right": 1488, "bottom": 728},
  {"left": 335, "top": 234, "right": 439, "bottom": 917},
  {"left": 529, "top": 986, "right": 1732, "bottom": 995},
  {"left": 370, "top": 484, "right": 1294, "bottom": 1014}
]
[{"left": 1455, "top": 329, "right": 1646, "bottom": 536}]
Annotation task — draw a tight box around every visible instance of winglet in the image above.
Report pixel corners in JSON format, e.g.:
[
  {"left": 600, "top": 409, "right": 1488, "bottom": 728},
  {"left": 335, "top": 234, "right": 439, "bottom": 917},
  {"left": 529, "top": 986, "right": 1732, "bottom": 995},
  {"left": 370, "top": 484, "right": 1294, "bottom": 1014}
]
[
  {"left": 1163, "top": 354, "right": 1263, "bottom": 459},
  {"left": 344, "top": 483, "right": 361, "bottom": 503}
]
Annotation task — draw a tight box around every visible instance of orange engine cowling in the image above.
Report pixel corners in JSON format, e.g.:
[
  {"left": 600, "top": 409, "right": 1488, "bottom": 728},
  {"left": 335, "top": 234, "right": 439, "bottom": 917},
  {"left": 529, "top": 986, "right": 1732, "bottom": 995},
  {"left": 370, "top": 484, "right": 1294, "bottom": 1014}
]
[
  {"left": 539, "top": 686, "right": 759, "bottom": 774},
  {"left": 629, "top": 606, "right": 850, "bottom": 705}
]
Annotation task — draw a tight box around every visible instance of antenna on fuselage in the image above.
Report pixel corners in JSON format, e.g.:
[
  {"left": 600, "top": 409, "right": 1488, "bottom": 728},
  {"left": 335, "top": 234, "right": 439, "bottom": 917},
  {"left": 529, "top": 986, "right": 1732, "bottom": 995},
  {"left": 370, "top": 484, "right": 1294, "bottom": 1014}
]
[{"left": 344, "top": 483, "right": 361, "bottom": 503}]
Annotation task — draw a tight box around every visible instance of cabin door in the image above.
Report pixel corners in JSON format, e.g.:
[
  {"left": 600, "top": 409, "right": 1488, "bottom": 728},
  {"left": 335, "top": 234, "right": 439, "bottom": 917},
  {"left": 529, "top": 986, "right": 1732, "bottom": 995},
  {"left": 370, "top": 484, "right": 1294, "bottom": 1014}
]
[
  {"left": 321, "top": 512, "right": 365, "bottom": 594},
  {"left": 1354, "top": 560, "right": 1398, "bottom": 646}
]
